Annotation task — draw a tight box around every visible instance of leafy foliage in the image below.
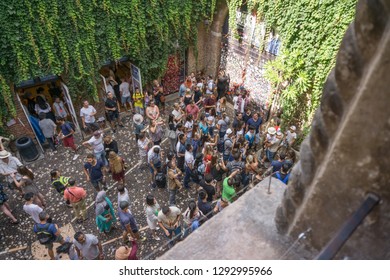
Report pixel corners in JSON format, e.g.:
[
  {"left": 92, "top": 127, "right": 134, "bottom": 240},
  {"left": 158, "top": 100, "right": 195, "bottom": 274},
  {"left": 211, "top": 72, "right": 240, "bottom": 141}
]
[
  {"left": 0, "top": 0, "right": 214, "bottom": 125},
  {"left": 229, "top": 0, "right": 357, "bottom": 131}
]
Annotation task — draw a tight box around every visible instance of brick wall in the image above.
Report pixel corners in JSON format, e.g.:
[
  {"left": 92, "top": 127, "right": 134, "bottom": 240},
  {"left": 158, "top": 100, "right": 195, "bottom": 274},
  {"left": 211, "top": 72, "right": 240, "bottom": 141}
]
[{"left": 5, "top": 93, "right": 36, "bottom": 140}]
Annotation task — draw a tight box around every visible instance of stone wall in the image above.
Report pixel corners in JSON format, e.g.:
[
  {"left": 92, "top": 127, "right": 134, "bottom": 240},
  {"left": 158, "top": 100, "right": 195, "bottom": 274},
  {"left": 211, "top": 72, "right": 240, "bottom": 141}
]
[{"left": 275, "top": 0, "right": 390, "bottom": 259}]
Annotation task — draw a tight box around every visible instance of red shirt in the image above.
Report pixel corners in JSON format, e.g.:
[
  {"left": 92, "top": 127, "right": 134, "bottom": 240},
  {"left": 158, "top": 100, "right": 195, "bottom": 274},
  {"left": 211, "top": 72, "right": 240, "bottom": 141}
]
[{"left": 186, "top": 104, "right": 200, "bottom": 120}]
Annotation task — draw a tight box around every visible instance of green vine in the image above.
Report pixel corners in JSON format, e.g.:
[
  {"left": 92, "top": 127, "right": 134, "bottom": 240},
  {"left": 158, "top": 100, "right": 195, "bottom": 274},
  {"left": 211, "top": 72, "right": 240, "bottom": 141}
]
[
  {"left": 227, "top": 0, "right": 356, "bottom": 133},
  {"left": 0, "top": 0, "right": 215, "bottom": 126}
]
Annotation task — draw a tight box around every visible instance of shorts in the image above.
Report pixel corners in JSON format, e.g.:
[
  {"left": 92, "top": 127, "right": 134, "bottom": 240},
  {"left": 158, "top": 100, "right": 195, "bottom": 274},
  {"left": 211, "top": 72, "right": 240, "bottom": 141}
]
[
  {"left": 45, "top": 234, "right": 64, "bottom": 250},
  {"left": 62, "top": 136, "right": 76, "bottom": 149},
  {"left": 121, "top": 96, "right": 131, "bottom": 104},
  {"left": 107, "top": 110, "right": 119, "bottom": 121},
  {"left": 149, "top": 161, "right": 161, "bottom": 174}
]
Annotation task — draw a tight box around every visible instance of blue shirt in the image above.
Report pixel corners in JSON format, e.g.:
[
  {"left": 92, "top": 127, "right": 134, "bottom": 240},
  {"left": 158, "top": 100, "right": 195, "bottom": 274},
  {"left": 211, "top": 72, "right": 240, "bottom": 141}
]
[
  {"left": 60, "top": 123, "right": 72, "bottom": 137},
  {"left": 199, "top": 122, "right": 209, "bottom": 135},
  {"left": 118, "top": 210, "right": 138, "bottom": 232},
  {"left": 247, "top": 118, "right": 262, "bottom": 133},
  {"left": 33, "top": 223, "right": 57, "bottom": 236},
  {"left": 84, "top": 160, "right": 104, "bottom": 181},
  {"left": 179, "top": 84, "right": 187, "bottom": 97},
  {"left": 271, "top": 160, "right": 284, "bottom": 172}
]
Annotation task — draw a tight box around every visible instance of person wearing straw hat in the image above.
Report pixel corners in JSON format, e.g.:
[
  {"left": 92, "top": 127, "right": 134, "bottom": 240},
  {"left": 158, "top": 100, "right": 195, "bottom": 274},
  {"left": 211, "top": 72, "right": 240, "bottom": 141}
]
[
  {"left": 133, "top": 113, "right": 147, "bottom": 142},
  {"left": 262, "top": 127, "right": 278, "bottom": 164},
  {"left": 286, "top": 125, "right": 297, "bottom": 147},
  {"left": 0, "top": 150, "right": 23, "bottom": 194}
]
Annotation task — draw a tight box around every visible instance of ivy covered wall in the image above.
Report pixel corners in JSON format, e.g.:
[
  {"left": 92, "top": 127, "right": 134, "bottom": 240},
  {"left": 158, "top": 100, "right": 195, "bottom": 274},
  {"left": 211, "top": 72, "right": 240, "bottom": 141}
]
[
  {"left": 0, "top": 0, "right": 214, "bottom": 125},
  {"left": 227, "top": 0, "right": 357, "bottom": 129}
]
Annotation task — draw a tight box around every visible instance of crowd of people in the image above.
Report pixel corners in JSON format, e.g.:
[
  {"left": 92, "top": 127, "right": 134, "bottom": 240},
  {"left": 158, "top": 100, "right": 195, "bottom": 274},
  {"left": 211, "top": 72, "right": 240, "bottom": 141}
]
[{"left": 0, "top": 70, "right": 298, "bottom": 260}]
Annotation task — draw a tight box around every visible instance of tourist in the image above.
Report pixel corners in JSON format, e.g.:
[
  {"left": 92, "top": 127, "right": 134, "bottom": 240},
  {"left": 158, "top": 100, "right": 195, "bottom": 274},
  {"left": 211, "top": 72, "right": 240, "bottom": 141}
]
[
  {"left": 176, "top": 134, "right": 186, "bottom": 172},
  {"left": 186, "top": 100, "right": 200, "bottom": 121},
  {"left": 137, "top": 132, "right": 150, "bottom": 169},
  {"left": 157, "top": 205, "right": 182, "bottom": 248},
  {"left": 206, "top": 75, "right": 215, "bottom": 95},
  {"left": 262, "top": 127, "right": 280, "bottom": 163},
  {"left": 105, "top": 92, "right": 124, "bottom": 133},
  {"left": 167, "top": 114, "right": 177, "bottom": 152},
  {"left": 271, "top": 152, "right": 286, "bottom": 173},
  {"left": 133, "top": 87, "right": 144, "bottom": 116},
  {"left": 23, "top": 192, "right": 43, "bottom": 223},
  {"left": 183, "top": 200, "right": 205, "bottom": 237},
  {"left": 119, "top": 77, "right": 133, "bottom": 112},
  {"left": 197, "top": 190, "right": 213, "bottom": 218},
  {"left": 82, "top": 130, "right": 107, "bottom": 166},
  {"left": 145, "top": 194, "right": 161, "bottom": 240},
  {"left": 213, "top": 197, "right": 229, "bottom": 214},
  {"left": 103, "top": 135, "right": 119, "bottom": 161},
  {"left": 108, "top": 151, "right": 126, "bottom": 186},
  {"left": 35, "top": 96, "right": 56, "bottom": 123},
  {"left": 147, "top": 145, "right": 163, "bottom": 188},
  {"left": 83, "top": 153, "right": 107, "bottom": 192},
  {"left": 207, "top": 108, "right": 216, "bottom": 137},
  {"left": 57, "top": 117, "right": 79, "bottom": 160},
  {"left": 172, "top": 103, "right": 184, "bottom": 124},
  {"left": 204, "top": 93, "right": 216, "bottom": 115},
  {"left": 149, "top": 119, "right": 164, "bottom": 146},
  {"left": 183, "top": 88, "right": 193, "bottom": 107},
  {"left": 184, "top": 115, "right": 194, "bottom": 144},
  {"left": 38, "top": 112, "right": 57, "bottom": 152},
  {"left": 0, "top": 150, "right": 23, "bottom": 195},
  {"left": 133, "top": 114, "right": 146, "bottom": 142},
  {"left": 0, "top": 182, "right": 18, "bottom": 224},
  {"left": 73, "top": 231, "right": 104, "bottom": 260},
  {"left": 95, "top": 191, "right": 116, "bottom": 234},
  {"left": 50, "top": 169, "right": 69, "bottom": 196},
  {"left": 33, "top": 211, "right": 64, "bottom": 260},
  {"left": 222, "top": 169, "right": 241, "bottom": 203},
  {"left": 118, "top": 201, "right": 146, "bottom": 243},
  {"left": 184, "top": 144, "right": 194, "bottom": 190},
  {"left": 117, "top": 185, "right": 131, "bottom": 210},
  {"left": 273, "top": 163, "right": 291, "bottom": 184},
  {"left": 80, "top": 100, "right": 99, "bottom": 132},
  {"left": 115, "top": 242, "right": 138, "bottom": 260},
  {"left": 198, "top": 174, "right": 216, "bottom": 203},
  {"left": 152, "top": 80, "right": 165, "bottom": 108},
  {"left": 145, "top": 99, "right": 160, "bottom": 122},
  {"left": 53, "top": 97, "right": 68, "bottom": 119},
  {"left": 63, "top": 178, "right": 88, "bottom": 223},
  {"left": 216, "top": 113, "right": 228, "bottom": 139},
  {"left": 11, "top": 165, "right": 46, "bottom": 207},
  {"left": 286, "top": 125, "right": 297, "bottom": 147},
  {"left": 167, "top": 161, "right": 183, "bottom": 206}
]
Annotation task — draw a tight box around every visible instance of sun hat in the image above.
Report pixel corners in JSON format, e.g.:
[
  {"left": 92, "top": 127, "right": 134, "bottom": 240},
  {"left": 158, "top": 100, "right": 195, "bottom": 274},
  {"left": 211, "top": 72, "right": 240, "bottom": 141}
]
[
  {"left": 115, "top": 246, "right": 131, "bottom": 260},
  {"left": 133, "top": 114, "right": 144, "bottom": 125},
  {"left": 226, "top": 128, "right": 233, "bottom": 135},
  {"left": 0, "top": 150, "right": 11, "bottom": 159},
  {"left": 276, "top": 131, "right": 283, "bottom": 136},
  {"left": 290, "top": 125, "right": 296, "bottom": 131},
  {"left": 267, "top": 127, "right": 276, "bottom": 135}
]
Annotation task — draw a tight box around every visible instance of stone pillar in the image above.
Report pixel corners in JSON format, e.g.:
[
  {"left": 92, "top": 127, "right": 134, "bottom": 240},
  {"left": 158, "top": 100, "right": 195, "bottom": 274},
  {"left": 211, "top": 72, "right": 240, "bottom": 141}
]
[{"left": 275, "top": 0, "right": 390, "bottom": 259}]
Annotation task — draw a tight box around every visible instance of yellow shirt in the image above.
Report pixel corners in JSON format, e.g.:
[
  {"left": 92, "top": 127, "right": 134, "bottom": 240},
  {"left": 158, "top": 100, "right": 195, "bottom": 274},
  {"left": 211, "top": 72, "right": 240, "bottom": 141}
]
[{"left": 134, "top": 91, "right": 144, "bottom": 108}]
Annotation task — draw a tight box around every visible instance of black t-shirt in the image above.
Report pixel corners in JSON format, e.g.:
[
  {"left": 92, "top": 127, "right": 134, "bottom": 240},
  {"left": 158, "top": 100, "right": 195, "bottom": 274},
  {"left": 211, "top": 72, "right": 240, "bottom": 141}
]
[
  {"left": 105, "top": 97, "right": 118, "bottom": 110},
  {"left": 199, "top": 180, "right": 216, "bottom": 202},
  {"left": 198, "top": 197, "right": 213, "bottom": 218},
  {"left": 194, "top": 90, "right": 202, "bottom": 103}
]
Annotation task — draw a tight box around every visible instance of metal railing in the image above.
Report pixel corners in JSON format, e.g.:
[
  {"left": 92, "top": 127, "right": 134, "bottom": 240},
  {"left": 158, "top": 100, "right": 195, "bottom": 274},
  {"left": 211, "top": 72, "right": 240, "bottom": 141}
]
[{"left": 315, "top": 192, "right": 380, "bottom": 260}]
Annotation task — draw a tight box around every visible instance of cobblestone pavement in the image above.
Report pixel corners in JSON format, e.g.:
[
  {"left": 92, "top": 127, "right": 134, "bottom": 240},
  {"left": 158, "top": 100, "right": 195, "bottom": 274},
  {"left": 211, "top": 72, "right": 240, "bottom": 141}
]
[{"left": 0, "top": 99, "right": 200, "bottom": 260}]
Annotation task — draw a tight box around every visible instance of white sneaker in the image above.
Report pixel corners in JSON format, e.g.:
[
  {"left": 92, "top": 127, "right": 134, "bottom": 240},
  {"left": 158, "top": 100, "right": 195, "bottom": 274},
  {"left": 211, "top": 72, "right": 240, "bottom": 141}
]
[{"left": 72, "top": 154, "right": 80, "bottom": 160}]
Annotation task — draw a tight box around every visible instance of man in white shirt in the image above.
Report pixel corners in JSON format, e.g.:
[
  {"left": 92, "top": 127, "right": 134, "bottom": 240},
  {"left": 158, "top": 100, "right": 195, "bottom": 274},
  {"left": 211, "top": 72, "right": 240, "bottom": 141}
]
[
  {"left": 119, "top": 78, "right": 133, "bottom": 112},
  {"left": 184, "top": 144, "right": 194, "bottom": 189},
  {"left": 73, "top": 231, "right": 103, "bottom": 260},
  {"left": 0, "top": 150, "right": 23, "bottom": 193},
  {"left": 80, "top": 101, "right": 99, "bottom": 132},
  {"left": 158, "top": 205, "right": 182, "bottom": 248},
  {"left": 23, "top": 192, "right": 43, "bottom": 223},
  {"left": 82, "top": 131, "right": 107, "bottom": 166}
]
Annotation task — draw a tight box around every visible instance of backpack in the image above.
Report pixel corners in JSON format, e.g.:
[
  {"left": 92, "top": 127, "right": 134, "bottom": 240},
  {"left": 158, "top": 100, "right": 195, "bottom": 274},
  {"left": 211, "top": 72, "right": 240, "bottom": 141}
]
[
  {"left": 51, "top": 176, "right": 69, "bottom": 194},
  {"left": 35, "top": 223, "right": 56, "bottom": 245},
  {"left": 217, "top": 138, "right": 232, "bottom": 153},
  {"left": 155, "top": 172, "right": 166, "bottom": 188}
]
